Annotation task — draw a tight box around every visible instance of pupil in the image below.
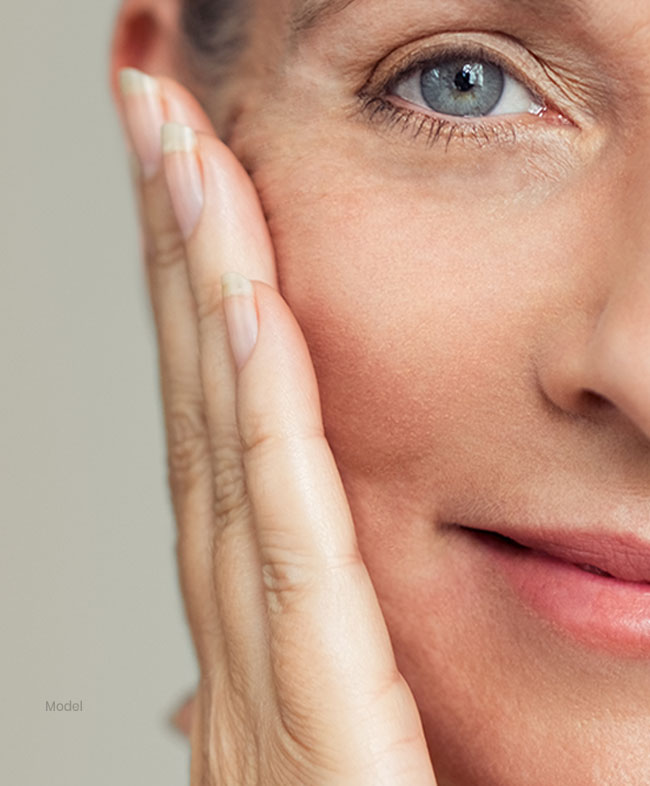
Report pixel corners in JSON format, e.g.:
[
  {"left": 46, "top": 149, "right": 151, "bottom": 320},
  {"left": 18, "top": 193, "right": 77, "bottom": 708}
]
[{"left": 454, "top": 64, "right": 479, "bottom": 93}]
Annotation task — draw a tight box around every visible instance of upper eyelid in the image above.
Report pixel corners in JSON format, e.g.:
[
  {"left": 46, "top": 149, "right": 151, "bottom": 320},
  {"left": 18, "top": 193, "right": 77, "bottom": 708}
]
[{"left": 360, "top": 32, "right": 575, "bottom": 120}]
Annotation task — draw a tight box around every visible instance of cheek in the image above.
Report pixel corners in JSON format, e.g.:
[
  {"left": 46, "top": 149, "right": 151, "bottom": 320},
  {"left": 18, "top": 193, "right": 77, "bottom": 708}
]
[{"left": 256, "top": 163, "right": 553, "bottom": 486}]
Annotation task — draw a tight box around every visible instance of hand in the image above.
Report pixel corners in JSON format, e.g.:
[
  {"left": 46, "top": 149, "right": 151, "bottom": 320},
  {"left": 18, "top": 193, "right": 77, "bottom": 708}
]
[{"left": 117, "top": 68, "right": 438, "bottom": 785}]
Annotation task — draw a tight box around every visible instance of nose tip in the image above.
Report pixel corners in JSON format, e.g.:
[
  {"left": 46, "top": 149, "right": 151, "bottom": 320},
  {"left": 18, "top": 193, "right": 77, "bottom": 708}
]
[
  {"left": 537, "top": 280, "right": 650, "bottom": 443},
  {"left": 583, "top": 304, "right": 650, "bottom": 438}
]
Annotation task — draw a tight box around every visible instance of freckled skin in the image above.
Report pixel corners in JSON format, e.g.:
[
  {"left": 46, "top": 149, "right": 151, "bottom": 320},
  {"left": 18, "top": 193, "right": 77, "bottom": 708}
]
[{"left": 194, "top": 2, "right": 650, "bottom": 783}]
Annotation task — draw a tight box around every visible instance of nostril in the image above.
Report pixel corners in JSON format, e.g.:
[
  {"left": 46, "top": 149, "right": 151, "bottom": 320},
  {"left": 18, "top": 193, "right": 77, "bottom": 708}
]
[
  {"left": 580, "top": 390, "right": 612, "bottom": 409},
  {"left": 576, "top": 390, "right": 618, "bottom": 419}
]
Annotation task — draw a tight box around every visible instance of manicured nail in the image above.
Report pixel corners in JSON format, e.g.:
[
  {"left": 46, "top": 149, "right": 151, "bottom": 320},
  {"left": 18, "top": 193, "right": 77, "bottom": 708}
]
[
  {"left": 221, "top": 272, "right": 259, "bottom": 372},
  {"left": 118, "top": 67, "right": 165, "bottom": 180},
  {"left": 161, "top": 123, "right": 204, "bottom": 239}
]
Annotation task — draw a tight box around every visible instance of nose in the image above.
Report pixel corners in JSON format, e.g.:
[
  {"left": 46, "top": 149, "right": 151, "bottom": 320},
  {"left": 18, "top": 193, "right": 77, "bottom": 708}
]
[{"left": 536, "top": 180, "right": 650, "bottom": 443}]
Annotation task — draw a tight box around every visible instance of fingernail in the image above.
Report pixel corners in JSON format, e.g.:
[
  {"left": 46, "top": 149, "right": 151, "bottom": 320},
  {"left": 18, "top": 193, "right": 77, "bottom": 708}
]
[
  {"left": 118, "top": 67, "right": 165, "bottom": 180},
  {"left": 221, "top": 272, "right": 259, "bottom": 372},
  {"left": 161, "top": 123, "right": 204, "bottom": 239}
]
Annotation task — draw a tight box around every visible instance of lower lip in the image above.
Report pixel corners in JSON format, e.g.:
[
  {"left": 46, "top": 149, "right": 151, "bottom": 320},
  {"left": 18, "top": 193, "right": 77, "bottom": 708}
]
[{"left": 466, "top": 529, "right": 650, "bottom": 657}]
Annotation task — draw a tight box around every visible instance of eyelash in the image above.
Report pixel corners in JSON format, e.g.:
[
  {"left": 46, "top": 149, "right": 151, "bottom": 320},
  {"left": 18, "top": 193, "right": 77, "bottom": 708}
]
[{"left": 356, "top": 42, "right": 548, "bottom": 150}]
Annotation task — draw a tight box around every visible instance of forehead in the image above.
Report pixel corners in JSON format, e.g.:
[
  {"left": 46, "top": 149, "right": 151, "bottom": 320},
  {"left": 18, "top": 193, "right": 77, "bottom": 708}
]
[{"left": 275, "top": 0, "right": 650, "bottom": 84}]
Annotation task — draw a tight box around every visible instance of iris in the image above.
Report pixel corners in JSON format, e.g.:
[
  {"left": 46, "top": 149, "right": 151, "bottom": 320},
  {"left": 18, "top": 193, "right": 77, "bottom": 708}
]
[{"left": 420, "top": 58, "right": 505, "bottom": 117}]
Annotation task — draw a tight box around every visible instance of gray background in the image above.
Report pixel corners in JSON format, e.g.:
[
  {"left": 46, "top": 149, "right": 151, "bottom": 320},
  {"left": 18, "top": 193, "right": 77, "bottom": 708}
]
[{"left": 1, "top": 1, "right": 195, "bottom": 783}]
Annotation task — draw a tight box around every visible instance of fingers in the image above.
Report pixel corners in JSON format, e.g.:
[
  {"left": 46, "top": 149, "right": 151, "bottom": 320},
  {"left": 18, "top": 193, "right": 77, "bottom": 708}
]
[
  {"left": 120, "top": 70, "right": 210, "bottom": 514},
  {"left": 166, "top": 108, "right": 421, "bottom": 744},
  {"left": 229, "top": 278, "right": 436, "bottom": 782},
  {"left": 118, "top": 69, "right": 224, "bottom": 670},
  {"left": 121, "top": 71, "right": 435, "bottom": 784},
  {"left": 162, "top": 124, "right": 279, "bottom": 694},
  {"left": 162, "top": 113, "right": 429, "bottom": 770},
  {"left": 236, "top": 283, "right": 399, "bottom": 687}
]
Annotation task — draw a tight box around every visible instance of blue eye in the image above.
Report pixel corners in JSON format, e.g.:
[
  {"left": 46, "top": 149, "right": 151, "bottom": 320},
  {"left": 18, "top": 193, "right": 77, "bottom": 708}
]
[{"left": 392, "top": 55, "right": 543, "bottom": 119}]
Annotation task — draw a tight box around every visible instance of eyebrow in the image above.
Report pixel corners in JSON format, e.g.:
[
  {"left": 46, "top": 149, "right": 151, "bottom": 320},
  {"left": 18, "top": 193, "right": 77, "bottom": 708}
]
[
  {"left": 290, "top": 0, "right": 588, "bottom": 38},
  {"left": 291, "top": 0, "right": 358, "bottom": 34}
]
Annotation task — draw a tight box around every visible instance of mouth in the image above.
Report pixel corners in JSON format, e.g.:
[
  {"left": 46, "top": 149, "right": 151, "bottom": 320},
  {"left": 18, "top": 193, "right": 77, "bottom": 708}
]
[
  {"left": 452, "top": 523, "right": 650, "bottom": 656},
  {"left": 458, "top": 525, "right": 650, "bottom": 584}
]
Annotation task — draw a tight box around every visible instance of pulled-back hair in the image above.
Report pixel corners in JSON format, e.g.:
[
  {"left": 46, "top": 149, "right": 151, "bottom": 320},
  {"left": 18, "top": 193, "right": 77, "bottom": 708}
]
[{"left": 181, "top": 0, "right": 249, "bottom": 83}]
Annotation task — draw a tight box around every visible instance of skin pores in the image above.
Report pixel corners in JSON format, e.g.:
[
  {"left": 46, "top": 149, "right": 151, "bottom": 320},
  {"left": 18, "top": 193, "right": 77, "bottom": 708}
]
[{"left": 197, "top": 2, "right": 650, "bottom": 783}]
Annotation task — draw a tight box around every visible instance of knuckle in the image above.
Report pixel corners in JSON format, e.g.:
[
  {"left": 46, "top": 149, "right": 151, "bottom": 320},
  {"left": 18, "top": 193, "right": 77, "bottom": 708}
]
[
  {"left": 261, "top": 549, "right": 363, "bottom": 615},
  {"left": 145, "top": 228, "right": 186, "bottom": 270},
  {"left": 240, "top": 419, "right": 277, "bottom": 459},
  {"left": 240, "top": 421, "right": 325, "bottom": 464},
  {"left": 261, "top": 559, "right": 315, "bottom": 615},
  {"left": 212, "top": 448, "right": 249, "bottom": 526},
  {"left": 194, "top": 281, "right": 226, "bottom": 324},
  {"left": 166, "top": 404, "right": 209, "bottom": 495}
]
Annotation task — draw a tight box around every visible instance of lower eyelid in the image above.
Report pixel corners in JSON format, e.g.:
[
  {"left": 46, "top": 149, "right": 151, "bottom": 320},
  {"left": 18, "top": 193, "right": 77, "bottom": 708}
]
[
  {"left": 355, "top": 88, "right": 576, "bottom": 156},
  {"left": 357, "top": 93, "right": 519, "bottom": 151}
]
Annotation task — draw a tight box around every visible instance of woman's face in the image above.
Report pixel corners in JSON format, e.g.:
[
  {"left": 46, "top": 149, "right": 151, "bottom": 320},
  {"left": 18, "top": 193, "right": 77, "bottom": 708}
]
[{"left": 198, "top": 1, "right": 650, "bottom": 782}]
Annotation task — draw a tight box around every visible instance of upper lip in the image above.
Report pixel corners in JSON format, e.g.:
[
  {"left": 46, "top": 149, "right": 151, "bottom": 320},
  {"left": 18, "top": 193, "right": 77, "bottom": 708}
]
[{"left": 460, "top": 524, "right": 650, "bottom": 583}]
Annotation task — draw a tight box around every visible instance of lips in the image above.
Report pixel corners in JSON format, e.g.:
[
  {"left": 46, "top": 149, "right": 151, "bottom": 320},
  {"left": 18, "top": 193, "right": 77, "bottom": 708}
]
[
  {"left": 453, "top": 521, "right": 650, "bottom": 656},
  {"left": 458, "top": 525, "right": 650, "bottom": 584}
]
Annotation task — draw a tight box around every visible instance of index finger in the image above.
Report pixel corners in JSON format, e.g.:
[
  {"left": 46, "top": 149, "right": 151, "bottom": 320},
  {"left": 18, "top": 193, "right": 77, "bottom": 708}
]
[{"left": 225, "top": 276, "right": 436, "bottom": 782}]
